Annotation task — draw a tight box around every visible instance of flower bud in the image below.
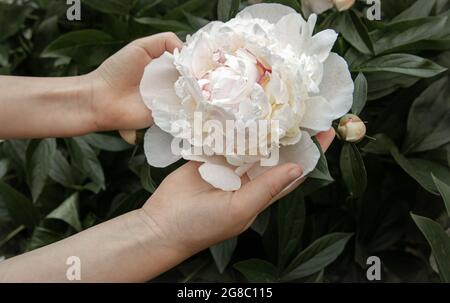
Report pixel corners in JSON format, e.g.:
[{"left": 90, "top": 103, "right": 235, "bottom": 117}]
[
  {"left": 337, "top": 114, "right": 366, "bottom": 143},
  {"left": 333, "top": 0, "right": 356, "bottom": 11},
  {"left": 119, "top": 130, "right": 137, "bottom": 145}
]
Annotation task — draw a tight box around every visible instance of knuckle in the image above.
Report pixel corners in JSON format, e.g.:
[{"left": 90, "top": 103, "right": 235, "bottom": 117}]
[{"left": 162, "top": 31, "right": 177, "bottom": 39}]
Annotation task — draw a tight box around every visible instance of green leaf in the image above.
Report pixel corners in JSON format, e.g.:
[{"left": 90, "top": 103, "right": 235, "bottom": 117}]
[
  {"left": 140, "top": 165, "right": 157, "bottom": 193},
  {"left": 251, "top": 207, "right": 271, "bottom": 236},
  {"left": 263, "top": 0, "right": 301, "bottom": 11},
  {"left": 371, "top": 16, "right": 448, "bottom": 54},
  {"left": 0, "top": 181, "right": 39, "bottom": 227},
  {"left": 82, "top": 0, "right": 136, "bottom": 15},
  {"left": 49, "top": 150, "right": 76, "bottom": 188},
  {"left": 0, "top": 45, "right": 9, "bottom": 67},
  {"left": 277, "top": 189, "right": 305, "bottom": 268},
  {"left": 432, "top": 174, "right": 450, "bottom": 218},
  {"left": 210, "top": 237, "right": 238, "bottom": 273},
  {"left": 401, "top": 158, "right": 450, "bottom": 195},
  {"left": 184, "top": 12, "right": 210, "bottom": 30},
  {"left": 282, "top": 233, "right": 353, "bottom": 281},
  {"left": 135, "top": 0, "right": 162, "bottom": 17},
  {"left": 332, "top": 10, "right": 374, "bottom": 55},
  {"left": 65, "top": 137, "right": 105, "bottom": 192},
  {"left": 26, "top": 139, "right": 57, "bottom": 202},
  {"left": 42, "top": 30, "right": 117, "bottom": 67},
  {"left": 0, "top": 3, "right": 33, "bottom": 41},
  {"left": 83, "top": 133, "right": 132, "bottom": 152},
  {"left": 106, "top": 190, "right": 148, "bottom": 219},
  {"left": 234, "top": 259, "right": 278, "bottom": 282},
  {"left": 380, "top": 39, "right": 450, "bottom": 54},
  {"left": 164, "top": 0, "right": 207, "bottom": 20},
  {"left": 307, "top": 139, "right": 334, "bottom": 182},
  {"left": 217, "top": 0, "right": 240, "bottom": 22},
  {"left": 365, "top": 71, "right": 419, "bottom": 100},
  {"left": 364, "top": 134, "right": 450, "bottom": 194},
  {"left": 3, "top": 140, "right": 28, "bottom": 178},
  {"left": 403, "top": 77, "right": 450, "bottom": 153},
  {"left": 0, "top": 158, "right": 9, "bottom": 179},
  {"left": 411, "top": 214, "right": 450, "bottom": 282},
  {"left": 340, "top": 143, "right": 367, "bottom": 198},
  {"left": 354, "top": 54, "right": 447, "bottom": 78},
  {"left": 352, "top": 73, "right": 368, "bottom": 115},
  {"left": 0, "top": 225, "right": 25, "bottom": 248},
  {"left": 379, "top": 0, "right": 417, "bottom": 19},
  {"left": 134, "top": 17, "right": 194, "bottom": 33},
  {"left": 302, "top": 138, "right": 335, "bottom": 194},
  {"left": 29, "top": 227, "right": 66, "bottom": 250},
  {"left": 392, "top": 0, "right": 437, "bottom": 22},
  {"left": 46, "top": 193, "right": 82, "bottom": 232}
]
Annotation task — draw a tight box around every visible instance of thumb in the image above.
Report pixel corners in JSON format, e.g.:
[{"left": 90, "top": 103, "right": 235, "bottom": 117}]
[{"left": 234, "top": 163, "right": 303, "bottom": 215}]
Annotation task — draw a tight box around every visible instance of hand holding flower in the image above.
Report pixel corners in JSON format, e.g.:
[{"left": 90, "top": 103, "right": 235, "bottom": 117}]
[{"left": 142, "top": 129, "right": 335, "bottom": 255}]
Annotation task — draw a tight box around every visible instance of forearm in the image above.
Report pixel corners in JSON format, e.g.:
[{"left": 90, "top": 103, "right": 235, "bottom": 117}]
[
  {"left": 0, "top": 209, "right": 191, "bottom": 282},
  {"left": 0, "top": 74, "right": 98, "bottom": 139}
]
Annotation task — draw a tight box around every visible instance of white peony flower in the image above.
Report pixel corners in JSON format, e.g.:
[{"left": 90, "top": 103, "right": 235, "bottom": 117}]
[
  {"left": 301, "top": 0, "right": 356, "bottom": 17},
  {"left": 140, "top": 3, "right": 353, "bottom": 192}
]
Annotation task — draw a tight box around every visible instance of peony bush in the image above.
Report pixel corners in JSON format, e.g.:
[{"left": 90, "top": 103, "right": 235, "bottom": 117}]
[{"left": 0, "top": 0, "right": 449, "bottom": 282}]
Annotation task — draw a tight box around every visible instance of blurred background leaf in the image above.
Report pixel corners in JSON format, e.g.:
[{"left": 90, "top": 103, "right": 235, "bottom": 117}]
[{"left": 0, "top": 0, "right": 449, "bottom": 283}]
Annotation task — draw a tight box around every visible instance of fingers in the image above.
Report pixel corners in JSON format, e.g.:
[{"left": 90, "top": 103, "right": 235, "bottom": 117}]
[
  {"left": 232, "top": 128, "right": 336, "bottom": 218},
  {"left": 267, "top": 128, "right": 336, "bottom": 202},
  {"left": 316, "top": 128, "right": 336, "bottom": 152},
  {"left": 119, "top": 130, "right": 137, "bottom": 145},
  {"left": 232, "top": 163, "right": 303, "bottom": 216},
  {"left": 131, "top": 32, "right": 183, "bottom": 59}
]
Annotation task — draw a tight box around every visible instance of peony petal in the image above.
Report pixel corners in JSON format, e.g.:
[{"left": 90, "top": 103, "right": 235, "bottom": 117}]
[
  {"left": 139, "top": 52, "right": 182, "bottom": 133},
  {"left": 319, "top": 53, "right": 354, "bottom": 119},
  {"left": 144, "top": 126, "right": 182, "bottom": 168},
  {"left": 191, "top": 35, "right": 214, "bottom": 78},
  {"left": 300, "top": 96, "right": 335, "bottom": 132},
  {"left": 140, "top": 52, "right": 180, "bottom": 106},
  {"left": 279, "top": 131, "right": 320, "bottom": 177},
  {"left": 199, "top": 162, "right": 242, "bottom": 191},
  {"left": 247, "top": 131, "right": 320, "bottom": 180},
  {"left": 235, "top": 163, "right": 255, "bottom": 177},
  {"left": 308, "top": 29, "right": 338, "bottom": 62},
  {"left": 274, "top": 13, "right": 305, "bottom": 49},
  {"left": 237, "top": 3, "right": 296, "bottom": 24}
]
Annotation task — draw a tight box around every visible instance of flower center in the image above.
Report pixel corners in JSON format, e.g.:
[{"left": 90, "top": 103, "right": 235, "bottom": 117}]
[{"left": 197, "top": 48, "right": 272, "bottom": 102}]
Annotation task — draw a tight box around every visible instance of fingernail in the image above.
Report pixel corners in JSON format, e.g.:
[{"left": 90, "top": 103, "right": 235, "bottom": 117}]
[{"left": 288, "top": 165, "right": 303, "bottom": 179}]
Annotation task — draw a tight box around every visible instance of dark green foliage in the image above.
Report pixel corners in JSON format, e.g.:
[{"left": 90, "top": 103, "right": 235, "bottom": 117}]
[{"left": 0, "top": 0, "right": 449, "bottom": 282}]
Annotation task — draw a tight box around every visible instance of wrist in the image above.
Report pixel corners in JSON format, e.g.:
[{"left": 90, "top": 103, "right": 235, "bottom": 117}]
[
  {"left": 80, "top": 71, "right": 104, "bottom": 133},
  {"left": 127, "top": 208, "right": 194, "bottom": 279}
]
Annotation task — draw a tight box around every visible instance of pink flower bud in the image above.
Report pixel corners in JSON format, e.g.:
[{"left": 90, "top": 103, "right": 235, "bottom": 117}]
[
  {"left": 337, "top": 114, "right": 366, "bottom": 143},
  {"left": 333, "top": 0, "right": 356, "bottom": 11}
]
